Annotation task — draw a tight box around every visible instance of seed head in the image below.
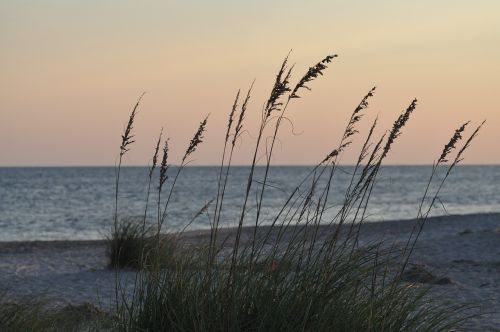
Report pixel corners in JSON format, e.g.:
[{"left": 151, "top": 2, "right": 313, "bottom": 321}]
[
  {"left": 183, "top": 115, "right": 209, "bottom": 163},
  {"left": 265, "top": 55, "right": 293, "bottom": 119},
  {"left": 149, "top": 129, "right": 163, "bottom": 178},
  {"left": 438, "top": 121, "right": 470, "bottom": 164},
  {"left": 290, "top": 54, "right": 337, "bottom": 99},
  {"left": 120, "top": 93, "right": 145, "bottom": 156},
  {"left": 233, "top": 82, "right": 254, "bottom": 147},
  {"left": 226, "top": 90, "right": 240, "bottom": 144},
  {"left": 381, "top": 99, "right": 417, "bottom": 160},
  {"left": 159, "top": 139, "right": 170, "bottom": 190}
]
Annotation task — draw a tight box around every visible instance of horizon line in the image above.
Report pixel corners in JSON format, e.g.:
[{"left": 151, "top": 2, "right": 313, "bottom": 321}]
[{"left": 1, "top": 163, "right": 499, "bottom": 168}]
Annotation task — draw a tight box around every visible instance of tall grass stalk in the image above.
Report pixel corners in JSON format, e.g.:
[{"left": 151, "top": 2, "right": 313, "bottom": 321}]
[
  {"left": 113, "top": 92, "right": 144, "bottom": 310},
  {"left": 111, "top": 55, "right": 482, "bottom": 331}
]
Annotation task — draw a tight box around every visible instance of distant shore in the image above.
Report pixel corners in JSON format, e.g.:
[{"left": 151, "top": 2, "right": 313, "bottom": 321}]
[{"left": 1, "top": 213, "right": 499, "bottom": 330}]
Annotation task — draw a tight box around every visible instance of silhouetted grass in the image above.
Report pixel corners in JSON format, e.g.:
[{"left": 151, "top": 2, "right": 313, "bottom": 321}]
[
  {"left": 108, "top": 217, "right": 151, "bottom": 269},
  {"left": 107, "top": 217, "right": 181, "bottom": 269},
  {"left": 110, "top": 53, "right": 483, "bottom": 331}
]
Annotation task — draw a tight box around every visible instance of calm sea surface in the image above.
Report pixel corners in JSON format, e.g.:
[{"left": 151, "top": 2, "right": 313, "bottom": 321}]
[{"left": 0, "top": 166, "right": 499, "bottom": 241}]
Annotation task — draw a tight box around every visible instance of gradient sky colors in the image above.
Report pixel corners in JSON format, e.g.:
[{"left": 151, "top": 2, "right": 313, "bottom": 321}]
[{"left": 1, "top": 1, "right": 499, "bottom": 166}]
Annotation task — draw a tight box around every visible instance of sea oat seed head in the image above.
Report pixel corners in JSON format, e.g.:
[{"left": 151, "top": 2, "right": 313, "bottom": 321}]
[
  {"left": 120, "top": 92, "right": 145, "bottom": 157},
  {"left": 290, "top": 54, "right": 338, "bottom": 99},
  {"left": 183, "top": 115, "right": 209, "bottom": 162},
  {"left": 265, "top": 55, "right": 293, "bottom": 119},
  {"left": 381, "top": 99, "right": 417, "bottom": 160},
  {"left": 226, "top": 90, "right": 240, "bottom": 143},
  {"left": 149, "top": 129, "right": 163, "bottom": 177},
  {"left": 159, "top": 138, "right": 170, "bottom": 189},
  {"left": 438, "top": 121, "right": 470, "bottom": 164},
  {"left": 233, "top": 82, "right": 254, "bottom": 147}
]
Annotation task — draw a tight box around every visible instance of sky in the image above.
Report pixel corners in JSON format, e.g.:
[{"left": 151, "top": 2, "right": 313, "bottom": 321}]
[{"left": 1, "top": 0, "right": 499, "bottom": 166}]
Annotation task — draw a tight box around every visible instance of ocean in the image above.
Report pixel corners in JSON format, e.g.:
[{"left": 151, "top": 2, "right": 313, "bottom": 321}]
[{"left": 0, "top": 166, "right": 499, "bottom": 241}]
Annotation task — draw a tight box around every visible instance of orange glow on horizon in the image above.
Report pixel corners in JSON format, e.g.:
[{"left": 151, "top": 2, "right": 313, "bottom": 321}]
[{"left": 1, "top": 1, "right": 499, "bottom": 166}]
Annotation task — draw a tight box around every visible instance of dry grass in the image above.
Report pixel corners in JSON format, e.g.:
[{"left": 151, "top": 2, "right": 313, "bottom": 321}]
[
  {"left": 0, "top": 297, "right": 112, "bottom": 332},
  {"left": 109, "top": 53, "right": 483, "bottom": 331}
]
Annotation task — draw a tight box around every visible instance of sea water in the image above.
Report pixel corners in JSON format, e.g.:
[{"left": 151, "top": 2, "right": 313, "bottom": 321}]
[{"left": 0, "top": 166, "right": 499, "bottom": 241}]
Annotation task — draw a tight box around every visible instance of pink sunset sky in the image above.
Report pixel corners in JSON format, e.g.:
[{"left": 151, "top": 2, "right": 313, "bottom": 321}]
[{"left": 1, "top": 1, "right": 499, "bottom": 166}]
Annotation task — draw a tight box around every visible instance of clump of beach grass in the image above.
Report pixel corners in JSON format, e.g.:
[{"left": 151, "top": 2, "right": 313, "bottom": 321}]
[
  {"left": 0, "top": 299, "right": 51, "bottom": 332},
  {"left": 0, "top": 294, "right": 111, "bottom": 332},
  {"left": 107, "top": 217, "right": 153, "bottom": 269},
  {"left": 110, "top": 113, "right": 210, "bottom": 270},
  {"left": 110, "top": 53, "right": 483, "bottom": 331}
]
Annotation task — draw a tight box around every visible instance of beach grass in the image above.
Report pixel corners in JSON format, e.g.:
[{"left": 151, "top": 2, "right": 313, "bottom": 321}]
[
  {"left": 108, "top": 216, "right": 181, "bottom": 270},
  {"left": 108, "top": 53, "right": 483, "bottom": 331},
  {"left": 0, "top": 297, "right": 111, "bottom": 332}
]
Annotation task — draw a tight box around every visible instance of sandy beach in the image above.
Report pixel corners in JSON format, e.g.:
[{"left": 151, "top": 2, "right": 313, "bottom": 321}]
[{"left": 1, "top": 213, "right": 499, "bottom": 330}]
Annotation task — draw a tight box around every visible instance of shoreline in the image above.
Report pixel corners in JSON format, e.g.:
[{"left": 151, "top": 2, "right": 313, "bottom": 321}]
[
  {"left": 1, "top": 212, "right": 499, "bottom": 330},
  {"left": 0, "top": 212, "right": 498, "bottom": 247}
]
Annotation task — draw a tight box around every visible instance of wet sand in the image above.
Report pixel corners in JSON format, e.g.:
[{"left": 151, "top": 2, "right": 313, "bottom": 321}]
[{"left": 1, "top": 213, "right": 499, "bottom": 330}]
